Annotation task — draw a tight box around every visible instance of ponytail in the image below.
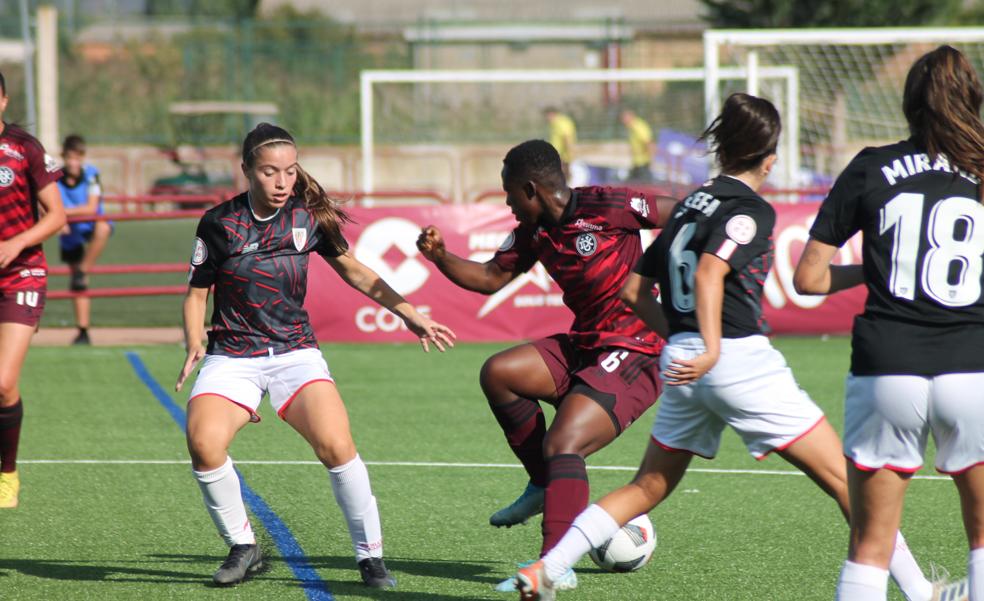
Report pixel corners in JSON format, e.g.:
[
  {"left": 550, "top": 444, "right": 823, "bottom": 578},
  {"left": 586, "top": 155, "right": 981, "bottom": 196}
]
[
  {"left": 903, "top": 45, "right": 984, "bottom": 199},
  {"left": 293, "top": 165, "right": 351, "bottom": 255}
]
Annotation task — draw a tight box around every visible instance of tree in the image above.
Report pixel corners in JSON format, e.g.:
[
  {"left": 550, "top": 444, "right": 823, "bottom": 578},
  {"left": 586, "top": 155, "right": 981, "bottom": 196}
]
[{"left": 700, "top": 0, "right": 962, "bottom": 28}]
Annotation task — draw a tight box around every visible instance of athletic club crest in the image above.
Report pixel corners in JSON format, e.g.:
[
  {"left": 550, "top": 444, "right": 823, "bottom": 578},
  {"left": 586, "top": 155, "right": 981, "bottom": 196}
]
[
  {"left": 0, "top": 166, "right": 14, "bottom": 187},
  {"left": 292, "top": 227, "right": 307, "bottom": 251},
  {"left": 575, "top": 232, "right": 598, "bottom": 256}
]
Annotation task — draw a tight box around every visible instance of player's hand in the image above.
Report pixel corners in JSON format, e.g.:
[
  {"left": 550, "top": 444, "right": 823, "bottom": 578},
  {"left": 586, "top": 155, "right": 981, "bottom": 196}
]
[
  {"left": 416, "top": 226, "right": 446, "bottom": 262},
  {"left": 175, "top": 346, "right": 206, "bottom": 391},
  {"left": 663, "top": 352, "right": 718, "bottom": 386},
  {"left": 0, "top": 238, "right": 25, "bottom": 269},
  {"left": 404, "top": 313, "right": 457, "bottom": 353}
]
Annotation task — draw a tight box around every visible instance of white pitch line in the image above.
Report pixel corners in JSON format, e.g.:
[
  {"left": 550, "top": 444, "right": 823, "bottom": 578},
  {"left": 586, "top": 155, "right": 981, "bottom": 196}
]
[{"left": 17, "top": 458, "right": 952, "bottom": 481}]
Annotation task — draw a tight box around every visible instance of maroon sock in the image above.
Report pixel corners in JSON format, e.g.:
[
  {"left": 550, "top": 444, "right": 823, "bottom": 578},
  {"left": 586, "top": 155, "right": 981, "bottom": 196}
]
[
  {"left": 540, "top": 453, "right": 589, "bottom": 556},
  {"left": 0, "top": 399, "right": 23, "bottom": 473},
  {"left": 490, "top": 398, "right": 547, "bottom": 487}
]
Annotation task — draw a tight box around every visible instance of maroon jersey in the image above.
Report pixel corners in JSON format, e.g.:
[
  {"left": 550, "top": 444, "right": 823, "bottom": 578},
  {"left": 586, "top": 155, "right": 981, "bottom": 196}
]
[
  {"left": 492, "top": 186, "right": 664, "bottom": 354},
  {"left": 0, "top": 124, "right": 61, "bottom": 291},
  {"left": 188, "top": 193, "right": 348, "bottom": 357}
]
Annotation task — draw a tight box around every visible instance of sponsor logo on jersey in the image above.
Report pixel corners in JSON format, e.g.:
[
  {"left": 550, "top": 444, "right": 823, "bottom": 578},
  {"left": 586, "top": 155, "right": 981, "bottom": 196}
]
[
  {"left": 191, "top": 237, "right": 207, "bottom": 265},
  {"left": 498, "top": 231, "right": 515, "bottom": 251},
  {"left": 242, "top": 242, "right": 259, "bottom": 253},
  {"left": 18, "top": 269, "right": 44, "bottom": 279},
  {"left": 575, "top": 232, "right": 598, "bottom": 256},
  {"left": 630, "top": 196, "right": 649, "bottom": 218},
  {"left": 43, "top": 154, "right": 59, "bottom": 173},
  {"left": 574, "top": 218, "right": 603, "bottom": 232},
  {"left": 725, "top": 215, "right": 757, "bottom": 244},
  {"left": 0, "top": 166, "right": 14, "bottom": 187},
  {"left": 0, "top": 144, "right": 24, "bottom": 161},
  {"left": 292, "top": 227, "right": 308, "bottom": 251}
]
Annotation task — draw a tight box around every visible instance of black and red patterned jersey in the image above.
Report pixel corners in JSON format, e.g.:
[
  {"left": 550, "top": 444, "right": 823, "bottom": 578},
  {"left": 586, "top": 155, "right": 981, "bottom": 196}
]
[
  {"left": 189, "top": 192, "right": 348, "bottom": 357},
  {"left": 0, "top": 124, "right": 61, "bottom": 291},
  {"left": 637, "top": 176, "right": 775, "bottom": 338},
  {"left": 492, "top": 186, "right": 664, "bottom": 354},
  {"left": 810, "top": 138, "right": 984, "bottom": 376}
]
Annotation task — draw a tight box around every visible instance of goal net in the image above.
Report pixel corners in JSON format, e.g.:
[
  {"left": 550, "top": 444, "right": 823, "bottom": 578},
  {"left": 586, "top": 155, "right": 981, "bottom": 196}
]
[
  {"left": 704, "top": 28, "right": 984, "bottom": 187},
  {"left": 360, "top": 68, "right": 796, "bottom": 198}
]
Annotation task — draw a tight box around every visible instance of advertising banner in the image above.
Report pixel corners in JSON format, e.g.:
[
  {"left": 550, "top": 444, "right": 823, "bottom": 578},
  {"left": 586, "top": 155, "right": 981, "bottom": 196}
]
[{"left": 305, "top": 203, "right": 864, "bottom": 342}]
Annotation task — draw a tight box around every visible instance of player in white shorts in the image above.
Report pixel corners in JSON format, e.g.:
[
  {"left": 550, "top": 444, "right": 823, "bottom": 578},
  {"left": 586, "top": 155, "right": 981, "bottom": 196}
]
[
  {"left": 176, "top": 123, "right": 456, "bottom": 588},
  {"left": 795, "top": 45, "right": 984, "bottom": 601},
  {"left": 516, "top": 93, "right": 955, "bottom": 601}
]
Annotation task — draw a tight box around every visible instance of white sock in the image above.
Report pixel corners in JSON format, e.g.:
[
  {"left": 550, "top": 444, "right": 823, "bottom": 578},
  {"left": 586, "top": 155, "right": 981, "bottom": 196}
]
[
  {"left": 329, "top": 454, "right": 383, "bottom": 561},
  {"left": 889, "top": 532, "right": 933, "bottom": 601},
  {"left": 193, "top": 456, "right": 255, "bottom": 546},
  {"left": 542, "top": 504, "right": 620, "bottom": 583},
  {"left": 837, "top": 560, "right": 890, "bottom": 601},
  {"left": 969, "top": 547, "right": 984, "bottom": 601}
]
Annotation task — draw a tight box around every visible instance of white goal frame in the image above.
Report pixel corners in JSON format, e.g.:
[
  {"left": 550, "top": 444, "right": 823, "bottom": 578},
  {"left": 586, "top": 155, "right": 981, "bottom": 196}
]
[{"left": 360, "top": 67, "right": 799, "bottom": 195}]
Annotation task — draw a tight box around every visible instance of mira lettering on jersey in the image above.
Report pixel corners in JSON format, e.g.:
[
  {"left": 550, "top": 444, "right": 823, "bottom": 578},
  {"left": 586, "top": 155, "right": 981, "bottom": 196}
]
[{"left": 881, "top": 153, "right": 981, "bottom": 186}]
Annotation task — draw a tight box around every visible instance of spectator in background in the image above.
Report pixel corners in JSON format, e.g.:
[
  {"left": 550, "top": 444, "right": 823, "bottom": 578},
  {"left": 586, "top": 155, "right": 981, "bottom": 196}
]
[
  {"left": 544, "top": 107, "right": 576, "bottom": 179},
  {"left": 621, "top": 109, "right": 654, "bottom": 183},
  {"left": 56, "top": 135, "right": 111, "bottom": 346}
]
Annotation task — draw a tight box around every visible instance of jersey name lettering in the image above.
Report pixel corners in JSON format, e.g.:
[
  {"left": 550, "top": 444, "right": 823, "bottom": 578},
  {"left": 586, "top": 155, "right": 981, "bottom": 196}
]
[
  {"left": 881, "top": 153, "right": 980, "bottom": 186},
  {"left": 682, "top": 191, "right": 721, "bottom": 217}
]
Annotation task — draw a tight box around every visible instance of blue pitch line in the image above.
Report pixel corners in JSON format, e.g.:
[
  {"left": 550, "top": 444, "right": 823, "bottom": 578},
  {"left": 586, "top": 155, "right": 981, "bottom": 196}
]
[{"left": 125, "top": 352, "right": 334, "bottom": 601}]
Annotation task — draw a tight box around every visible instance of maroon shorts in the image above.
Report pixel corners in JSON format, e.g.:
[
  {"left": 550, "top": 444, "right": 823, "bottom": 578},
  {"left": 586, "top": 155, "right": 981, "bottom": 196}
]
[
  {"left": 0, "top": 288, "right": 46, "bottom": 327},
  {"left": 532, "top": 334, "right": 662, "bottom": 434}
]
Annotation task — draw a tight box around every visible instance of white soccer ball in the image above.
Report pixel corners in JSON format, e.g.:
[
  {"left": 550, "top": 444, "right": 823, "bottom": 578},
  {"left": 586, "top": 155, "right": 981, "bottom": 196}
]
[{"left": 587, "top": 514, "right": 657, "bottom": 573}]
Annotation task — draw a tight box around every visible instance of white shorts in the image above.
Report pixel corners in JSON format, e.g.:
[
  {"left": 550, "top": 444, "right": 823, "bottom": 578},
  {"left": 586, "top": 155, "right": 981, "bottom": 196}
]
[
  {"left": 652, "top": 333, "right": 825, "bottom": 460},
  {"left": 188, "top": 348, "right": 334, "bottom": 422},
  {"left": 844, "top": 373, "right": 984, "bottom": 474}
]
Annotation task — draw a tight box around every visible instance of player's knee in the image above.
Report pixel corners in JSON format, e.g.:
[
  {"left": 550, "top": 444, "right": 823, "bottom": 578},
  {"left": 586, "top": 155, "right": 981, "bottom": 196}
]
[
  {"left": 186, "top": 430, "right": 230, "bottom": 470},
  {"left": 542, "top": 430, "right": 589, "bottom": 459},
  {"left": 479, "top": 356, "right": 514, "bottom": 398},
  {"left": 0, "top": 374, "right": 19, "bottom": 404},
  {"left": 312, "top": 438, "right": 357, "bottom": 468}
]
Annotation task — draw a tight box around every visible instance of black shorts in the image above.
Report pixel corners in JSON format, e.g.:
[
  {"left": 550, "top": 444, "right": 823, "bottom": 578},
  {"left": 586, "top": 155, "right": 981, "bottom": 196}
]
[{"left": 60, "top": 229, "right": 94, "bottom": 264}]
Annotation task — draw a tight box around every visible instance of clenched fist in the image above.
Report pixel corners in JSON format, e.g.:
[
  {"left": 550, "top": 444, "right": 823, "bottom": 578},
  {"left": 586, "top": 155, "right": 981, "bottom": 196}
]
[{"left": 416, "top": 225, "right": 446, "bottom": 262}]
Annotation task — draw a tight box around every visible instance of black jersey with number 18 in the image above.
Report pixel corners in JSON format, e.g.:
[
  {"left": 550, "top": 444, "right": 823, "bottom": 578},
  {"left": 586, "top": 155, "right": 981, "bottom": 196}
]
[
  {"left": 810, "top": 138, "right": 984, "bottom": 376},
  {"left": 636, "top": 175, "right": 775, "bottom": 338}
]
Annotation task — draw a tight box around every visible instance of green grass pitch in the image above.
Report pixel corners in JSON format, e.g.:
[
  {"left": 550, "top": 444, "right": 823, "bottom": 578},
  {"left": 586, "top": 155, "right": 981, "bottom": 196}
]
[{"left": 1, "top": 337, "right": 968, "bottom": 600}]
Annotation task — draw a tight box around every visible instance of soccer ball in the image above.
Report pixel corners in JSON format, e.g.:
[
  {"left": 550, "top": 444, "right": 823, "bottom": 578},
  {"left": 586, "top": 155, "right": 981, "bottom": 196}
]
[{"left": 587, "top": 514, "right": 656, "bottom": 573}]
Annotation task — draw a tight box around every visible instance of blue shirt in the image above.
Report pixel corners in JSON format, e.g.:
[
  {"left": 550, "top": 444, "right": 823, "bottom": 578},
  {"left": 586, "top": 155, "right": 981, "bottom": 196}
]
[{"left": 58, "top": 164, "right": 103, "bottom": 249}]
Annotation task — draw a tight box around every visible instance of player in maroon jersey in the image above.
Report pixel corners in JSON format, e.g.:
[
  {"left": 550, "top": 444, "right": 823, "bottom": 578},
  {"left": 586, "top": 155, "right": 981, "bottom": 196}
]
[
  {"left": 416, "top": 139, "right": 675, "bottom": 590},
  {"left": 0, "top": 70, "right": 66, "bottom": 509},
  {"left": 176, "top": 123, "right": 455, "bottom": 587}
]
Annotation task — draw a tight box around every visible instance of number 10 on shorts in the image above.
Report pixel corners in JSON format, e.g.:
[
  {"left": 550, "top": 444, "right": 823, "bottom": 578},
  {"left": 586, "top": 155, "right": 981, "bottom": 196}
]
[{"left": 16, "top": 291, "right": 39, "bottom": 307}]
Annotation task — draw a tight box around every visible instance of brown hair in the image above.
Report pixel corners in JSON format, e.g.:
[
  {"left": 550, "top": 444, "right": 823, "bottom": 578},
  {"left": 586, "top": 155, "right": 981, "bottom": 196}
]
[
  {"left": 62, "top": 134, "right": 86, "bottom": 154},
  {"left": 242, "top": 122, "right": 350, "bottom": 254},
  {"left": 903, "top": 45, "right": 984, "bottom": 198},
  {"left": 700, "top": 92, "right": 781, "bottom": 175}
]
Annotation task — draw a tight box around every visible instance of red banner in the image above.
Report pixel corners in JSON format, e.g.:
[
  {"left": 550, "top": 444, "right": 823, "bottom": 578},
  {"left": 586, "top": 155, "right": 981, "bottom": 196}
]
[{"left": 305, "top": 204, "right": 865, "bottom": 342}]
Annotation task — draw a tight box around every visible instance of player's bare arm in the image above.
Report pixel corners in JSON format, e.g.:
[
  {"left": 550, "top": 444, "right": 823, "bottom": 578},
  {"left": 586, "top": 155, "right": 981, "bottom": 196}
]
[
  {"left": 176, "top": 285, "right": 209, "bottom": 391},
  {"left": 416, "top": 225, "right": 517, "bottom": 294},
  {"left": 652, "top": 196, "right": 678, "bottom": 228},
  {"left": 0, "top": 182, "right": 66, "bottom": 269},
  {"left": 620, "top": 272, "right": 670, "bottom": 339},
  {"left": 792, "top": 238, "right": 864, "bottom": 295},
  {"left": 665, "top": 253, "right": 729, "bottom": 385},
  {"left": 326, "top": 251, "right": 456, "bottom": 352}
]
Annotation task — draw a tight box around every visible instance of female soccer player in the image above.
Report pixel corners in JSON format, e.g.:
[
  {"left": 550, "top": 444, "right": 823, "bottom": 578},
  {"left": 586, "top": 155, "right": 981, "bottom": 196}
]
[
  {"left": 793, "top": 45, "right": 984, "bottom": 601},
  {"left": 417, "top": 139, "right": 676, "bottom": 590},
  {"left": 0, "top": 70, "right": 66, "bottom": 509},
  {"left": 57, "top": 134, "right": 111, "bottom": 345},
  {"left": 176, "top": 122, "right": 455, "bottom": 587},
  {"left": 516, "top": 93, "right": 956, "bottom": 601}
]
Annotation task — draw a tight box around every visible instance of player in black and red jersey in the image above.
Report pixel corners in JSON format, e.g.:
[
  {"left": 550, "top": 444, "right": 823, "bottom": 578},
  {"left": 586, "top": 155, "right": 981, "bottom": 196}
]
[
  {"left": 518, "top": 94, "right": 954, "bottom": 601},
  {"left": 795, "top": 46, "right": 984, "bottom": 601},
  {"left": 176, "top": 123, "right": 455, "bottom": 587},
  {"left": 0, "top": 71, "right": 66, "bottom": 509},
  {"left": 416, "top": 139, "right": 676, "bottom": 590}
]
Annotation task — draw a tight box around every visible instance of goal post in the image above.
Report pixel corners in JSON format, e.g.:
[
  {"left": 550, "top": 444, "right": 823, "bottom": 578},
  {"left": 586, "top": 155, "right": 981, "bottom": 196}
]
[
  {"left": 360, "top": 67, "right": 798, "bottom": 196},
  {"left": 704, "top": 27, "right": 984, "bottom": 181}
]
